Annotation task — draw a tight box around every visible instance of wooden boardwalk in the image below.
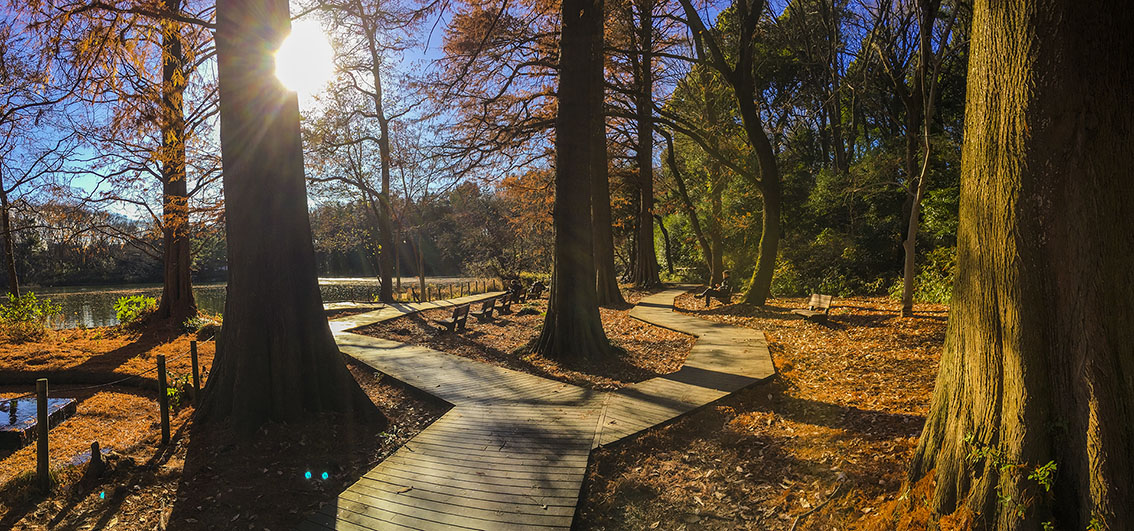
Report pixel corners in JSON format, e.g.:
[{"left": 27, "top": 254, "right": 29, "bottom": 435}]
[{"left": 301, "top": 288, "right": 774, "bottom": 530}]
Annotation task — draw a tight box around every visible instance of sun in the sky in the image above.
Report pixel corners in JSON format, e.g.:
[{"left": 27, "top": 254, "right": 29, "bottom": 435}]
[{"left": 275, "top": 20, "right": 335, "bottom": 99}]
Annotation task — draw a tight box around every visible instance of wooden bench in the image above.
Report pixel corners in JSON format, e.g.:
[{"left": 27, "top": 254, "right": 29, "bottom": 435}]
[
  {"left": 700, "top": 283, "right": 733, "bottom": 307},
  {"left": 496, "top": 295, "right": 514, "bottom": 315},
  {"left": 469, "top": 297, "right": 497, "bottom": 321},
  {"left": 791, "top": 294, "right": 833, "bottom": 323},
  {"left": 436, "top": 304, "right": 470, "bottom": 332}
]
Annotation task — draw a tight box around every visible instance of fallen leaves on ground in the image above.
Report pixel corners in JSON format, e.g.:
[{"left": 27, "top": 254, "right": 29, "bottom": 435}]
[
  {"left": 0, "top": 326, "right": 446, "bottom": 531},
  {"left": 577, "top": 292, "right": 947, "bottom": 530}
]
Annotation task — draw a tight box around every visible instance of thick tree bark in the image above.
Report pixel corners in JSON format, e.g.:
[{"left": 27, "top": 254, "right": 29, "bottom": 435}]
[
  {"left": 592, "top": 22, "right": 625, "bottom": 306},
  {"left": 199, "top": 0, "right": 384, "bottom": 431},
  {"left": 630, "top": 0, "right": 660, "bottom": 288},
  {"left": 0, "top": 184, "right": 19, "bottom": 298},
  {"left": 154, "top": 0, "right": 197, "bottom": 323},
  {"left": 907, "top": 1, "right": 1134, "bottom": 528},
  {"left": 535, "top": 0, "right": 611, "bottom": 363}
]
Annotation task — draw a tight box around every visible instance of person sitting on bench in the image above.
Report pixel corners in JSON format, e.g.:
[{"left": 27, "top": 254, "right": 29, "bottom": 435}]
[
  {"left": 694, "top": 270, "right": 733, "bottom": 306},
  {"left": 508, "top": 279, "right": 525, "bottom": 303}
]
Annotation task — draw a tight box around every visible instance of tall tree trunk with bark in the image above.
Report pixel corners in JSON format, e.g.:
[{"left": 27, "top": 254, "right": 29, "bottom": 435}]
[
  {"left": 198, "top": 0, "right": 384, "bottom": 431},
  {"left": 535, "top": 0, "right": 611, "bottom": 363},
  {"left": 592, "top": 20, "right": 624, "bottom": 306},
  {"left": 907, "top": 1, "right": 1134, "bottom": 527},
  {"left": 630, "top": 0, "right": 660, "bottom": 288},
  {"left": 0, "top": 184, "right": 19, "bottom": 298},
  {"left": 155, "top": 0, "right": 197, "bottom": 323}
]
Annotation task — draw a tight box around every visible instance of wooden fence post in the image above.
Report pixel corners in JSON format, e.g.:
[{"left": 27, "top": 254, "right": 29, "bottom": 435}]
[
  {"left": 36, "top": 378, "right": 49, "bottom": 493},
  {"left": 157, "top": 355, "right": 170, "bottom": 445},
  {"left": 190, "top": 341, "right": 200, "bottom": 402}
]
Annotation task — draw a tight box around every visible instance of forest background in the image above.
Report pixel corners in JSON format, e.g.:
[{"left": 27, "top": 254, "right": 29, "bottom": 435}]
[{"left": 0, "top": 0, "right": 964, "bottom": 305}]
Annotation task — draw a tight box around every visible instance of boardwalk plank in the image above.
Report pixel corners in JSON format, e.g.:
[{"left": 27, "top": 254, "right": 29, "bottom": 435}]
[{"left": 306, "top": 287, "right": 774, "bottom": 530}]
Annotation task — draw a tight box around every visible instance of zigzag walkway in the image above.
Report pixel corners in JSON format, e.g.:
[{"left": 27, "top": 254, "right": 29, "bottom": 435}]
[{"left": 301, "top": 288, "right": 774, "bottom": 530}]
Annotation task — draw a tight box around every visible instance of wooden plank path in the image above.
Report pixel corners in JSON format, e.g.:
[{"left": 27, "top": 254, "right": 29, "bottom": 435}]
[{"left": 302, "top": 288, "right": 774, "bottom": 530}]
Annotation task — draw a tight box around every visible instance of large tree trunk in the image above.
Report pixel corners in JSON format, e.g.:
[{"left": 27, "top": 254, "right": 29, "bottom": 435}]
[
  {"left": 735, "top": 94, "right": 780, "bottom": 306},
  {"left": 741, "top": 177, "right": 779, "bottom": 306},
  {"left": 592, "top": 27, "right": 624, "bottom": 306},
  {"left": 198, "top": 0, "right": 384, "bottom": 431},
  {"left": 534, "top": 0, "right": 611, "bottom": 363},
  {"left": 907, "top": 1, "right": 1134, "bottom": 528},
  {"left": 630, "top": 0, "right": 660, "bottom": 288},
  {"left": 155, "top": 0, "right": 197, "bottom": 323},
  {"left": 0, "top": 184, "right": 19, "bottom": 298}
]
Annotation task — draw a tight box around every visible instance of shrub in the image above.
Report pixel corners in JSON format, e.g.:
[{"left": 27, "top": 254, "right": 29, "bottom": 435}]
[
  {"left": 183, "top": 312, "right": 221, "bottom": 339},
  {"left": 114, "top": 295, "right": 157, "bottom": 324},
  {"left": 0, "top": 292, "right": 62, "bottom": 342}
]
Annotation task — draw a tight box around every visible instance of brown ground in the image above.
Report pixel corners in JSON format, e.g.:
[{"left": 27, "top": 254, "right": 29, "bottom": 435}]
[
  {"left": 3, "top": 290, "right": 948, "bottom": 529},
  {"left": 0, "top": 325, "right": 447, "bottom": 531},
  {"left": 576, "top": 292, "right": 948, "bottom": 530},
  {"left": 356, "top": 290, "right": 695, "bottom": 390}
]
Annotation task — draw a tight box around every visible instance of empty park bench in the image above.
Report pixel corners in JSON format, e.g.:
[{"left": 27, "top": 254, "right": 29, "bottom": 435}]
[
  {"left": 436, "top": 304, "right": 470, "bottom": 332},
  {"left": 469, "top": 297, "right": 497, "bottom": 321},
  {"left": 791, "top": 294, "right": 833, "bottom": 323}
]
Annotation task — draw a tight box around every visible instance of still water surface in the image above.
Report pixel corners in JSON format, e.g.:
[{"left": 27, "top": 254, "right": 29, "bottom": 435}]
[{"left": 30, "top": 277, "right": 478, "bottom": 329}]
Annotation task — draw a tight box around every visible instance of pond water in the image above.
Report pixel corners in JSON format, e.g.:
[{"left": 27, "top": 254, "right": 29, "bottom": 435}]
[{"left": 30, "top": 277, "right": 483, "bottom": 329}]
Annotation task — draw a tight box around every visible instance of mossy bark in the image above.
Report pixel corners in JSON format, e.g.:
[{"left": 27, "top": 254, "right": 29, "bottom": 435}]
[{"left": 908, "top": 0, "right": 1134, "bottom": 527}]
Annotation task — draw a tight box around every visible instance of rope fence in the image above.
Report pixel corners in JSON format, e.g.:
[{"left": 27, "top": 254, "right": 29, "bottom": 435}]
[{"left": 3, "top": 336, "right": 214, "bottom": 492}]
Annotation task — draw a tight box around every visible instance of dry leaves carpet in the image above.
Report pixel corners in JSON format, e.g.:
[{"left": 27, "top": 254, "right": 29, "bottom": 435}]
[{"left": 577, "top": 292, "right": 947, "bottom": 530}]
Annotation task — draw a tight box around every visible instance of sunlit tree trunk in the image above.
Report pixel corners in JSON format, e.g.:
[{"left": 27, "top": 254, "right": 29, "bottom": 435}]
[
  {"left": 535, "top": 0, "right": 611, "bottom": 363},
  {"left": 155, "top": 0, "right": 197, "bottom": 323},
  {"left": 198, "top": 0, "right": 384, "bottom": 431},
  {"left": 908, "top": 1, "right": 1134, "bottom": 527}
]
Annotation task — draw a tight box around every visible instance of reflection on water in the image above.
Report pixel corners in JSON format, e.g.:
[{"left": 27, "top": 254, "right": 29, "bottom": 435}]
[{"left": 32, "top": 277, "right": 479, "bottom": 329}]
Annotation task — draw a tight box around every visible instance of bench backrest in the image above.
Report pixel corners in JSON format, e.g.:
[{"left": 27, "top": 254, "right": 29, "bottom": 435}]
[
  {"left": 808, "top": 294, "right": 833, "bottom": 311},
  {"left": 479, "top": 298, "right": 496, "bottom": 310},
  {"left": 453, "top": 304, "right": 470, "bottom": 319}
]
